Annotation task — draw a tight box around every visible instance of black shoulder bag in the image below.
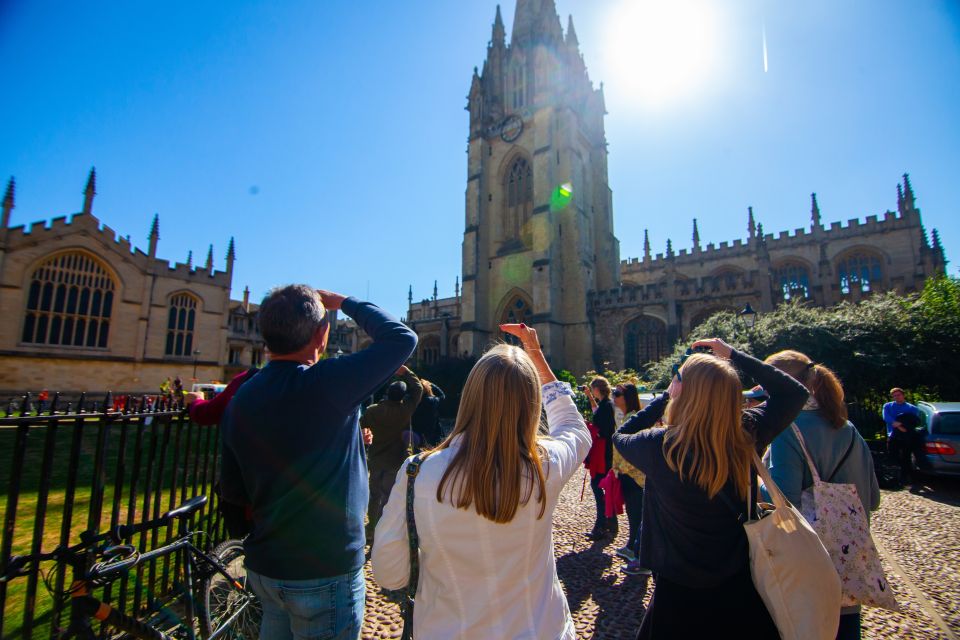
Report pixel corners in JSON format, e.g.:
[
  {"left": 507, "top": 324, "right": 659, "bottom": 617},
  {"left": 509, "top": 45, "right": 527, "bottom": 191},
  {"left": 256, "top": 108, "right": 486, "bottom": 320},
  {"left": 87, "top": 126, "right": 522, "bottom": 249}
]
[{"left": 400, "top": 453, "right": 425, "bottom": 640}]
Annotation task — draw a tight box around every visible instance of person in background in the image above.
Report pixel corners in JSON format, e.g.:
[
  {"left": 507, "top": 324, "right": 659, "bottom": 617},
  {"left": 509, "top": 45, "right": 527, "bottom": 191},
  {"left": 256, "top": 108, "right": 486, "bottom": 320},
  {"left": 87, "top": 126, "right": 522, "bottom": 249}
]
[
  {"left": 411, "top": 378, "right": 446, "bottom": 447},
  {"left": 882, "top": 387, "right": 921, "bottom": 483},
  {"left": 372, "top": 323, "right": 590, "bottom": 639},
  {"left": 763, "top": 350, "right": 880, "bottom": 640},
  {"left": 584, "top": 376, "right": 617, "bottom": 541},
  {"left": 613, "top": 338, "right": 808, "bottom": 639},
  {"left": 220, "top": 285, "right": 417, "bottom": 640},
  {"left": 360, "top": 365, "right": 424, "bottom": 546},
  {"left": 611, "top": 383, "right": 651, "bottom": 576},
  {"left": 743, "top": 385, "right": 768, "bottom": 408}
]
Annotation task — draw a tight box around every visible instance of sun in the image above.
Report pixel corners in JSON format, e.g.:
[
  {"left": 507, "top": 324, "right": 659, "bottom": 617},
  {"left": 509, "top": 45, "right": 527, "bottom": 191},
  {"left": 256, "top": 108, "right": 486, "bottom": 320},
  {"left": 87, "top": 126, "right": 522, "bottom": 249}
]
[{"left": 601, "top": 0, "right": 720, "bottom": 108}]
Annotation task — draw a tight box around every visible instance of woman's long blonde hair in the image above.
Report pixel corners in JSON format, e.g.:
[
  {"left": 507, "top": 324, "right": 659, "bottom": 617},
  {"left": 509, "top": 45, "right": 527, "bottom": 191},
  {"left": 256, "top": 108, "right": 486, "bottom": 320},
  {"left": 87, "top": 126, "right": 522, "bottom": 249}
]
[
  {"left": 663, "top": 354, "right": 755, "bottom": 500},
  {"left": 765, "top": 350, "right": 847, "bottom": 428},
  {"left": 430, "top": 344, "right": 547, "bottom": 523}
]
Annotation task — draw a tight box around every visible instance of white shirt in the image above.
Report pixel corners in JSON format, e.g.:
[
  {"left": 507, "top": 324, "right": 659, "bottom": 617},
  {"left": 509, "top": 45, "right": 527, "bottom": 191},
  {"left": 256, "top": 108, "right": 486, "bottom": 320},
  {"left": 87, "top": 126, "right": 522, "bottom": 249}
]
[{"left": 372, "top": 382, "right": 590, "bottom": 640}]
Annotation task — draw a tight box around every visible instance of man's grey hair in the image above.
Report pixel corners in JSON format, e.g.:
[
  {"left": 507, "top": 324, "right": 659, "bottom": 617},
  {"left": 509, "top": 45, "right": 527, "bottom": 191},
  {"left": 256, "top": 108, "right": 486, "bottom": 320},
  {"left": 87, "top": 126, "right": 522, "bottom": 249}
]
[{"left": 259, "top": 285, "right": 327, "bottom": 355}]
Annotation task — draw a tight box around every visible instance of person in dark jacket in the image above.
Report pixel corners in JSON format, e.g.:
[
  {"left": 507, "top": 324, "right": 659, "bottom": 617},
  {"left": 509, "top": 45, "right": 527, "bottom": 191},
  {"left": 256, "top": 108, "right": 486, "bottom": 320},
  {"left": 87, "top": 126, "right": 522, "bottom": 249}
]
[
  {"left": 411, "top": 378, "right": 445, "bottom": 447},
  {"left": 585, "top": 376, "right": 618, "bottom": 541},
  {"left": 220, "top": 285, "right": 417, "bottom": 640},
  {"left": 613, "top": 338, "right": 808, "bottom": 640}
]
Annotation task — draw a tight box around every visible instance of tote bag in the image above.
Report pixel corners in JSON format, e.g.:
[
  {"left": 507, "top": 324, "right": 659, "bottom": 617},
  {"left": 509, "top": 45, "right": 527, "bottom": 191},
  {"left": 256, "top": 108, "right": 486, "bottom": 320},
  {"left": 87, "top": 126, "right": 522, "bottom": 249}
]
[
  {"left": 790, "top": 424, "right": 899, "bottom": 611},
  {"left": 746, "top": 452, "right": 841, "bottom": 640}
]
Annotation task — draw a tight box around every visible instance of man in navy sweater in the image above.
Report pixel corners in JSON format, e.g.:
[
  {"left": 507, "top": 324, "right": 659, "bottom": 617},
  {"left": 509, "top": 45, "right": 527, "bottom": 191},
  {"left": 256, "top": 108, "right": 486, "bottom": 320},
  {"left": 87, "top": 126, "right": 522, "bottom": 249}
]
[{"left": 220, "top": 285, "right": 417, "bottom": 640}]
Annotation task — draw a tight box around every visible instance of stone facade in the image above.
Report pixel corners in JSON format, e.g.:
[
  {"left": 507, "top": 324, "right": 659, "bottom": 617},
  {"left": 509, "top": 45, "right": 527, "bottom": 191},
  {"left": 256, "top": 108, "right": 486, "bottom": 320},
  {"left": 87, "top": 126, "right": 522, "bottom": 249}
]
[
  {"left": 0, "top": 170, "right": 237, "bottom": 394},
  {"left": 402, "top": 0, "right": 948, "bottom": 375}
]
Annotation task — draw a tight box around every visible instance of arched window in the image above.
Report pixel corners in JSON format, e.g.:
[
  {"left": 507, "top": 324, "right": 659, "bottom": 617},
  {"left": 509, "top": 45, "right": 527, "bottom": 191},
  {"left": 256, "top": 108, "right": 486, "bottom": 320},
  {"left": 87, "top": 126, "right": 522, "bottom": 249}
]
[
  {"left": 624, "top": 316, "right": 667, "bottom": 371},
  {"left": 499, "top": 294, "right": 532, "bottom": 346},
  {"left": 505, "top": 157, "right": 533, "bottom": 243},
  {"left": 22, "top": 251, "right": 115, "bottom": 348},
  {"left": 774, "top": 262, "right": 811, "bottom": 301},
  {"left": 837, "top": 252, "right": 883, "bottom": 295},
  {"left": 420, "top": 336, "right": 441, "bottom": 366},
  {"left": 165, "top": 293, "right": 198, "bottom": 356}
]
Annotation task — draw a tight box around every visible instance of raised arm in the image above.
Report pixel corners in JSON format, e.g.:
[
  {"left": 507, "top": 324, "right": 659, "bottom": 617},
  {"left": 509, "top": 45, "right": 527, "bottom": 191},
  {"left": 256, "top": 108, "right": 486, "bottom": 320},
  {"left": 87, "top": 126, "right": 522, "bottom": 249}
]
[
  {"left": 315, "top": 296, "right": 418, "bottom": 412},
  {"left": 731, "top": 349, "right": 809, "bottom": 448},
  {"left": 399, "top": 367, "right": 424, "bottom": 410},
  {"left": 617, "top": 393, "right": 669, "bottom": 435}
]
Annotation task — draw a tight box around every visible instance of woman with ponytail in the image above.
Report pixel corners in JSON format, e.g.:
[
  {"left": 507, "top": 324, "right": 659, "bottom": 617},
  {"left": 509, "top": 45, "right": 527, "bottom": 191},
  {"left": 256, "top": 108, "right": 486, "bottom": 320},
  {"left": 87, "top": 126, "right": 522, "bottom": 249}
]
[
  {"left": 613, "top": 338, "right": 808, "bottom": 639},
  {"left": 763, "top": 350, "right": 881, "bottom": 640}
]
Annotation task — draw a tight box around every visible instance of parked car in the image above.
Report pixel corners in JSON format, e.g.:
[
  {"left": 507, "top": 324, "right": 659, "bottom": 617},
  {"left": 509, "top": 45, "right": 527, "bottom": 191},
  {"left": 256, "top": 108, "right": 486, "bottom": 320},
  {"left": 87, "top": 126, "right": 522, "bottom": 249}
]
[
  {"left": 915, "top": 401, "right": 960, "bottom": 477},
  {"left": 190, "top": 382, "right": 227, "bottom": 400}
]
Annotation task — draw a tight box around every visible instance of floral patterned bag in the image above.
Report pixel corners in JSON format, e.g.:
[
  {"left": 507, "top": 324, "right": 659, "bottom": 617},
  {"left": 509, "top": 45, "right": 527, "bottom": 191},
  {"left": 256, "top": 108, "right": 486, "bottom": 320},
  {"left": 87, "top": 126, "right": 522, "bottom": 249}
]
[{"left": 791, "top": 424, "right": 898, "bottom": 611}]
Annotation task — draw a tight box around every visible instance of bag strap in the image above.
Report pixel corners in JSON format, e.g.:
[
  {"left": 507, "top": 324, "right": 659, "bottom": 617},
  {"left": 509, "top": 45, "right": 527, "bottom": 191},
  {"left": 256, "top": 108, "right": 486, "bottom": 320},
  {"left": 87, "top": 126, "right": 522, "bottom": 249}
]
[
  {"left": 826, "top": 431, "right": 856, "bottom": 483},
  {"left": 405, "top": 454, "right": 425, "bottom": 599},
  {"left": 790, "top": 423, "right": 822, "bottom": 483}
]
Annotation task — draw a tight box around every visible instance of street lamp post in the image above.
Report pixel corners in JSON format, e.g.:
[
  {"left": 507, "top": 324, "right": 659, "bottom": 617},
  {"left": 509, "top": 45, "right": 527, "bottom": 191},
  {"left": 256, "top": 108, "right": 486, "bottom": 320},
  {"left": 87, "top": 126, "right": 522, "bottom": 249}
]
[
  {"left": 192, "top": 349, "right": 201, "bottom": 381},
  {"left": 738, "top": 303, "right": 758, "bottom": 331}
]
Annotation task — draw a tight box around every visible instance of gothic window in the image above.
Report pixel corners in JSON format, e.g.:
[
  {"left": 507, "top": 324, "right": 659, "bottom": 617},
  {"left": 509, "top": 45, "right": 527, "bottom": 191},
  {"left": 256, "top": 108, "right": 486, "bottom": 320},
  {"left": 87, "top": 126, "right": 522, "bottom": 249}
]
[
  {"left": 165, "top": 293, "right": 198, "bottom": 357},
  {"left": 774, "top": 262, "right": 811, "bottom": 301},
  {"left": 499, "top": 294, "right": 532, "bottom": 346},
  {"left": 837, "top": 252, "right": 883, "bottom": 295},
  {"left": 624, "top": 316, "right": 667, "bottom": 371},
  {"left": 22, "top": 251, "right": 115, "bottom": 348},
  {"left": 512, "top": 64, "right": 525, "bottom": 109},
  {"left": 420, "top": 336, "right": 441, "bottom": 366},
  {"left": 505, "top": 157, "right": 533, "bottom": 242}
]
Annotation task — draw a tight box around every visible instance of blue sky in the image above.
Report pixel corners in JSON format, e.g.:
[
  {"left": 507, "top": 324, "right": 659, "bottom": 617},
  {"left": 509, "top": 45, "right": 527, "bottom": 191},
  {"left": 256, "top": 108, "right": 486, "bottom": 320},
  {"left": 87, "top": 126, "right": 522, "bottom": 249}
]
[{"left": 1, "top": 0, "right": 958, "bottom": 318}]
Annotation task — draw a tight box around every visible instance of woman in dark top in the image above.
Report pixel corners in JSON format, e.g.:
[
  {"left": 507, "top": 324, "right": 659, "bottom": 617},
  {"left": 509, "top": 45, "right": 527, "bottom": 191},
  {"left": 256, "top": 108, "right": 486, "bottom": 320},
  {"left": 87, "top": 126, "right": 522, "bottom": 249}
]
[
  {"left": 411, "top": 378, "right": 445, "bottom": 447},
  {"left": 584, "top": 376, "right": 618, "bottom": 541},
  {"left": 613, "top": 338, "right": 808, "bottom": 639}
]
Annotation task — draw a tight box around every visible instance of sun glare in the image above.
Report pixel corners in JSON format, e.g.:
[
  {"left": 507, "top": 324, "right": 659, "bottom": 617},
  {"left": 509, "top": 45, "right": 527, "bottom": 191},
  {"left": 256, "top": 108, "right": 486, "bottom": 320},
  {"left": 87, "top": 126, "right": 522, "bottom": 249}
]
[{"left": 601, "top": 0, "right": 720, "bottom": 108}]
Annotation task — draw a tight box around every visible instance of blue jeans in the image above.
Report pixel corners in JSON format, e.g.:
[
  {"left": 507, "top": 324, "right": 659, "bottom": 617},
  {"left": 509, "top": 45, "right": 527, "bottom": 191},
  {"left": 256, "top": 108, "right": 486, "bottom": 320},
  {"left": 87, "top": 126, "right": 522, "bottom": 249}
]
[{"left": 247, "top": 568, "right": 365, "bottom": 640}]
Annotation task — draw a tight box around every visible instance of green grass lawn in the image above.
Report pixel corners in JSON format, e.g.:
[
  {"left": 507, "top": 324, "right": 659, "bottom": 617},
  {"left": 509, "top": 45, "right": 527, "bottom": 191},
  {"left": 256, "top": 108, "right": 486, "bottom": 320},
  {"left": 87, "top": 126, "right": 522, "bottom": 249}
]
[{"left": 0, "top": 417, "right": 224, "bottom": 639}]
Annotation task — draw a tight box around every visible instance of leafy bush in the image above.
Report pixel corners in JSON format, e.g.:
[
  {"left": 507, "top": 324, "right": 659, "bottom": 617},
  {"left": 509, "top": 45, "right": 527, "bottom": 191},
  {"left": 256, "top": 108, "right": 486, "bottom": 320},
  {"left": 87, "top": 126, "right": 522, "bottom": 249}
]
[{"left": 642, "top": 277, "right": 960, "bottom": 437}]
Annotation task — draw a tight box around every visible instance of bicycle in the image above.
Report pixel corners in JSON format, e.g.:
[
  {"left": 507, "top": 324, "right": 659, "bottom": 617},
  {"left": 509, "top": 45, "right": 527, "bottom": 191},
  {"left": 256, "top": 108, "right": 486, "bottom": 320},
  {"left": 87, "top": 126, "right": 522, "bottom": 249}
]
[{"left": 1, "top": 495, "right": 261, "bottom": 639}]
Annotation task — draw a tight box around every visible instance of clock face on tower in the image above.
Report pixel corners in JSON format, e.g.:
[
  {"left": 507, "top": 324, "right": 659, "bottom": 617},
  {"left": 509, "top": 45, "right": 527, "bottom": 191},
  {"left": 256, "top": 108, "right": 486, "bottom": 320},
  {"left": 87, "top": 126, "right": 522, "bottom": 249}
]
[{"left": 500, "top": 114, "right": 524, "bottom": 142}]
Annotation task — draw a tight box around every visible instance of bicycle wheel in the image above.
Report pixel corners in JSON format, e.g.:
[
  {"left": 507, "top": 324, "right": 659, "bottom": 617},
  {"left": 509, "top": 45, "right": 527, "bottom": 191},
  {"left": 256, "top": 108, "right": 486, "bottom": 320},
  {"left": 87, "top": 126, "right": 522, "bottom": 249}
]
[{"left": 199, "top": 539, "right": 261, "bottom": 639}]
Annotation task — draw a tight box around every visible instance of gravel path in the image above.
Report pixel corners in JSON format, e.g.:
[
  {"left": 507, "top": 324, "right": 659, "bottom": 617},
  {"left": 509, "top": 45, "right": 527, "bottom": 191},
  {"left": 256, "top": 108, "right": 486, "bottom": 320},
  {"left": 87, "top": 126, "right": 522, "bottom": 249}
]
[{"left": 360, "top": 473, "right": 960, "bottom": 639}]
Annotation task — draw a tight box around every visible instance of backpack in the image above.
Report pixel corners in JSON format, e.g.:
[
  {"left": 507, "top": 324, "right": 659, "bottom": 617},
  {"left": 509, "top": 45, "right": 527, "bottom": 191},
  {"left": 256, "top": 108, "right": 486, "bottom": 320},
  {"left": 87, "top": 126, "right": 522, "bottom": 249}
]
[{"left": 790, "top": 424, "right": 898, "bottom": 610}]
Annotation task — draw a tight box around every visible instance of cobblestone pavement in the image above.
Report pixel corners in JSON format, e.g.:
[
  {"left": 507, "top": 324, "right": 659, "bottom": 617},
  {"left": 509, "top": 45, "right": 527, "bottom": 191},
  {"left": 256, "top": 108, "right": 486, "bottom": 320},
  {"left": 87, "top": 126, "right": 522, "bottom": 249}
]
[{"left": 360, "top": 473, "right": 960, "bottom": 639}]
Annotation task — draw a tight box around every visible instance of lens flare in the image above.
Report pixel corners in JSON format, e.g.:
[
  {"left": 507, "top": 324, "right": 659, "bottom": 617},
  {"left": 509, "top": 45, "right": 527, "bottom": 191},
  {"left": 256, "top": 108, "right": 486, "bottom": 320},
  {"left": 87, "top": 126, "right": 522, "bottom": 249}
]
[{"left": 550, "top": 182, "right": 574, "bottom": 212}]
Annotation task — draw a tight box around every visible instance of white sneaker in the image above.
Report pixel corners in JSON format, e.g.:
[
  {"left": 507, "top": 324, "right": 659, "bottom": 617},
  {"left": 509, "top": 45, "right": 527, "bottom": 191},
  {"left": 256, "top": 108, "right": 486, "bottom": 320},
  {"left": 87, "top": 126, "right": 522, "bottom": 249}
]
[{"left": 614, "top": 546, "right": 636, "bottom": 562}]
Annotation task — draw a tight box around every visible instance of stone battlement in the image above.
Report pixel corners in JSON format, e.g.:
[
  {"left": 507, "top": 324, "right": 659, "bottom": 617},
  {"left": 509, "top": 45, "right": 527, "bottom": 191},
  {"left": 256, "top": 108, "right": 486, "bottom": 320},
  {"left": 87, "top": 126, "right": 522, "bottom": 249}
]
[
  {"left": 591, "top": 270, "right": 756, "bottom": 310},
  {"left": 621, "top": 207, "right": 918, "bottom": 274},
  {"left": 5, "top": 212, "right": 232, "bottom": 285}
]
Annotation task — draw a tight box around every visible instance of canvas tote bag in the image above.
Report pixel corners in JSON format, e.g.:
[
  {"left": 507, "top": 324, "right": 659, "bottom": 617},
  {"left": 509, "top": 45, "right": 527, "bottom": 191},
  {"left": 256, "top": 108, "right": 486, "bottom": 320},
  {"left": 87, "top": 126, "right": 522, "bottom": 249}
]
[
  {"left": 746, "top": 451, "right": 841, "bottom": 640},
  {"left": 790, "top": 424, "right": 899, "bottom": 611}
]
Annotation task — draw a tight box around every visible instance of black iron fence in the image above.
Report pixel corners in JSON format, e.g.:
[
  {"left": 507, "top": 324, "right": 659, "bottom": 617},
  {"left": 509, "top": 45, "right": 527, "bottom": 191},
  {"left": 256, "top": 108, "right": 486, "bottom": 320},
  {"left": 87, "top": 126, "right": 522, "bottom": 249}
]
[{"left": 0, "top": 392, "right": 228, "bottom": 639}]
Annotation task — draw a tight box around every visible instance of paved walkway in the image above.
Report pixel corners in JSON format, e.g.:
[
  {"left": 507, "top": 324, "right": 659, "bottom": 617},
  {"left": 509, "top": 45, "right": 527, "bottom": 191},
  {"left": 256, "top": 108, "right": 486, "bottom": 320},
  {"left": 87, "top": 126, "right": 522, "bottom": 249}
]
[{"left": 360, "top": 474, "right": 960, "bottom": 639}]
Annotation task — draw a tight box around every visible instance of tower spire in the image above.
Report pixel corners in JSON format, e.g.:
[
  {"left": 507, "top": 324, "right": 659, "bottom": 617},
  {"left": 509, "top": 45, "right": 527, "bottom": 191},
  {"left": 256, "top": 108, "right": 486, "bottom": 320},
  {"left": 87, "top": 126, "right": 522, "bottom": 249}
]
[
  {"left": 82, "top": 167, "right": 96, "bottom": 215},
  {"left": 226, "top": 237, "right": 236, "bottom": 272},
  {"left": 897, "top": 183, "right": 904, "bottom": 214},
  {"left": 643, "top": 229, "right": 651, "bottom": 260},
  {"left": 747, "top": 206, "right": 756, "bottom": 239},
  {"left": 186, "top": 250, "right": 193, "bottom": 270},
  {"left": 2, "top": 177, "right": 14, "bottom": 228},
  {"left": 455, "top": 276, "right": 460, "bottom": 299},
  {"left": 205, "top": 244, "right": 214, "bottom": 272},
  {"left": 902, "top": 173, "right": 915, "bottom": 211},
  {"left": 810, "top": 192, "right": 821, "bottom": 229},
  {"left": 408, "top": 285, "right": 413, "bottom": 306},
  {"left": 492, "top": 4, "right": 505, "bottom": 45},
  {"left": 692, "top": 218, "right": 700, "bottom": 250},
  {"left": 566, "top": 14, "right": 579, "bottom": 48},
  {"left": 148, "top": 213, "right": 160, "bottom": 257},
  {"left": 666, "top": 238, "right": 674, "bottom": 258},
  {"left": 433, "top": 280, "right": 438, "bottom": 300}
]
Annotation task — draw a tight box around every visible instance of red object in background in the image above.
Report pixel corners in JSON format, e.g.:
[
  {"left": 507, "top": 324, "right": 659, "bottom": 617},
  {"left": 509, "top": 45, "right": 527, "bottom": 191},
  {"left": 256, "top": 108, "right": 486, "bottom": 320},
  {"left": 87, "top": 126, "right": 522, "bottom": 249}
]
[
  {"left": 598, "top": 469, "right": 624, "bottom": 517},
  {"left": 189, "top": 369, "right": 257, "bottom": 426},
  {"left": 584, "top": 421, "right": 608, "bottom": 476}
]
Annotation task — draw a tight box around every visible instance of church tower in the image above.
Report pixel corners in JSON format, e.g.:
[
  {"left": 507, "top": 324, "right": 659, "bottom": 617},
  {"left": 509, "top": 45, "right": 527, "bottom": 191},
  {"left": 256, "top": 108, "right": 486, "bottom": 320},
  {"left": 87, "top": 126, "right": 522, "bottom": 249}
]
[{"left": 459, "top": 1, "right": 619, "bottom": 373}]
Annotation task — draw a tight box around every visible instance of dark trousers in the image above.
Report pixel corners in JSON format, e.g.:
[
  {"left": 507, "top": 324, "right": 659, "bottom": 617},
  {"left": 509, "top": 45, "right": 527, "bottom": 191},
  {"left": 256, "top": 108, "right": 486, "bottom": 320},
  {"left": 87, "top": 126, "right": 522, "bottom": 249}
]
[
  {"left": 590, "top": 473, "right": 606, "bottom": 525},
  {"left": 366, "top": 466, "right": 398, "bottom": 542},
  {"left": 837, "top": 612, "right": 861, "bottom": 640},
  {"left": 637, "top": 569, "right": 779, "bottom": 640},
  {"left": 888, "top": 435, "right": 916, "bottom": 481},
  {"left": 620, "top": 475, "right": 644, "bottom": 554}
]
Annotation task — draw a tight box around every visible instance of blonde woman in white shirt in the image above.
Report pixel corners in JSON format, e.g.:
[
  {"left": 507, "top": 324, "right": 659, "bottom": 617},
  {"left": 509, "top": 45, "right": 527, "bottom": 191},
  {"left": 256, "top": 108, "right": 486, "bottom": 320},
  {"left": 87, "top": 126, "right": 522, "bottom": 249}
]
[{"left": 372, "top": 323, "right": 591, "bottom": 639}]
